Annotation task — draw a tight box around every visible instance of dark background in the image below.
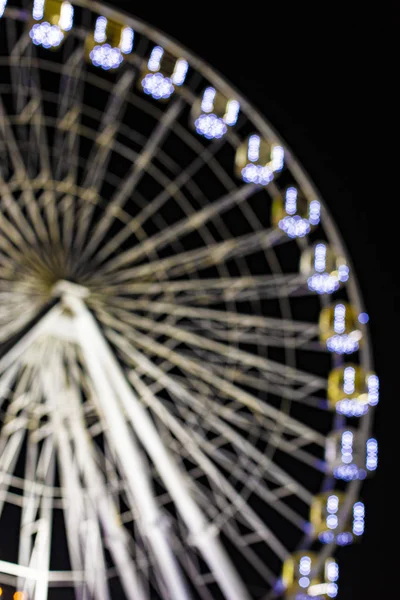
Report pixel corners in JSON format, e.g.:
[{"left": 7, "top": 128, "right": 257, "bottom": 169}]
[{"left": 107, "top": 4, "right": 392, "bottom": 599}]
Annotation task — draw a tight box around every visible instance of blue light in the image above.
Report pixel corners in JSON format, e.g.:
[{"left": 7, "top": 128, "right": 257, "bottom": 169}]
[
  {"left": 327, "top": 583, "right": 338, "bottom": 598},
  {"left": 148, "top": 46, "right": 164, "bottom": 71},
  {"left": 367, "top": 374, "right": 379, "bottom": 406},
  {"left": 90, "top": 44, "right": 123, "bottom": 70},
  {"left": 338, "top": 264, "right": 350, "bottom": 282},
  {"left": 308, "top": 200, "right": 321, "bottom": 225},
  {"left": 59, "top": 2, "right": 73, "bottom": 31},
  {"left": 201, "top": 87, "right": 216, "bottom": 112},
  {"left": 353, "top": 501, "right": 365, "bottom": 536},
  {"left": 278, "top": 215, "right": 311, "bottom": 238},
  {"left": 299, "top": 556, "right": 312, "bottom": 576},
  {"left": 141, "top": 73, "right": 175, "bottom": 99},
  {"left": 319, "top": 531, "right": 334, "bottom": 544},
  {"left": 336, "top": 531, "right": 353, "bottom": 546},
  {"left": 285, "top": 187, "right": 298, "bottom": 215},
  {"left": 326, "top": 514, "right": 338, "bottom": 529},
  {"left": 224, "top": 99, "right": 240, "bottom": 125},
  {"left": 247, "top": 134, "right": 260, "bottom": 161},
  {"left": 241, "top": 163, "right": 274, "bottom": 185},
  {"left": 358, "top": 312, "right": 369, "bottom": 324},
  {"left": 366, "top": 438, "right": 378, "bottom": 471},
  {"left": 0, "top": 0, "right": 7, "bottom": 18},
  {"left": 271, "top": 145, "right": 284, "bottom": 172},
  {"left": 299, "top": 577, "right": 310, "bottom": 588},
  {"left": 30, "top": 22, "right": 65, "bottom": 48},
  {"left": 195, "top": 114, "right": 227, "bottom": 139},
  {"left": 333, "top": 464, "right": 360, "bottom": 481}
]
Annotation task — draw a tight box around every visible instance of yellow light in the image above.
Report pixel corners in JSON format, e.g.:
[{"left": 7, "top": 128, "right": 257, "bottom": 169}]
[
  {"left": 14, "top": 592, "right": 27, "bottom": 600},
  {"left": 0, "top": 586, "right": 3, "bottom": 596}
]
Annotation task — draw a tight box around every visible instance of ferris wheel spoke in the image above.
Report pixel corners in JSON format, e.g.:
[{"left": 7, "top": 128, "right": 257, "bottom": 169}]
[
  {"left": 103, "top": 320, "right": 326, "bottom": 448},
  {"left": 128, "top": 369, "right": 289, "bottom": 575},
  {"left": 78, "top": 97, "right": 185, "bottom": 263},
  {"left": 105, "top": 327, "right": 322, "bottom": 506},
  {"left": 87, "top": 137, "right": 227, "bottom": 268},
  {"left": 95, "top": 226, "right": 285, "bottom": 287},
  {"left": 99, "top": 305, "right": 324, "bottom": 391},
  {"left": 96, "top": 182, "right": 259, "bottom": 276}
]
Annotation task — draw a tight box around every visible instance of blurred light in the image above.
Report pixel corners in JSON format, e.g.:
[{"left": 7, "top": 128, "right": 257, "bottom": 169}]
[
  {"left": 343, "top": 366, "right": 355, "bottom": 394},
  {"left": 299, "top": 556, "right": 312, "bottom": 575},
  {"left": 336, "top": 531, "right": 353, "bottom": 546},
  {"left": 14, "top": 593, "right": 27, "bottom": 600},
  {"left": 201, "top": 87, "right": 216, "bottom": 112},
  {"left": 353, "top": 501, "right": 365, "bottom": 536},
  {"left": 327, "top": 495, "right": 339, "bottom": 513},
  {"left": 299, "top": 577, "right": 310, "bottom": 588},
  {"left": 285, "top": 187, "right": 297, "bottom": 215},
  {"left": 319, "top": 530, "right": 334, "bottom": 544},
  {"left": 90, "top": 44, "right": 123, "bottom": 70},
  {"left": 30, "top": 22, "right": 64, "bottom": 48},
  {"left": 279, "top": 215, "right": 311, "bottom": 238},
  {"left": 336, "top": 399, "right": 368, "bottom": 417},
  {"left": 224, "top": 99, "right": 240, "bottom": 125},
  {"left": 142, "top": 73, "right": 174, "bottom": 99},
  {"left": 94, "top": 15, "right": 107, "bottom": 43},
  {"left": 314, "top": 243, "right": 326, "bottom": 272},
  {"left": 334, "top": 464, "right": 360, "bottom": 480},
  {"left": 195, "top": 114, "right": 227, "bottom": 139},
  {"left": 366, "top": 438, "right": 378, "bottom": 471},
  {"left": 59, "top": 2, "right": 73, "bottom": 31},
  {"left": 241, "top": 164, "right": 273, "bottom": 185},
  {"left": 248, "top": 134, "right": 260, "bottom": 162},
  {"left": 271, "top": 145, "right": 284, "bottom": 171},
  {"left": 0, "top": 0, "right": 7, "bottom": 18},
  {"left": 32, "top": 0, "right": 45, "bottom": 20},
  {"left": 120, "top": 27, "right": 134, "bottom": 54},
  {"left": 171, "top": 59, "right": 188, "bottom": 85},
  {"left": 308, "top": 583, "right": 338, "bottom": 598},
  {"left": 308, "top": 272, "right": 340, "bottom": 294},
  {"left": 368, "top": 374, "right": 379, "bottom": 406},
  {"left": 148, "top": 45, "right": 164, "bottom": 71},
  {"left": 309, "top": 200, "right": 321, "bottom": 225},
  {"left": 326, "top": 514, "right": 338, "bottom": 529},
  {"left": 334, "top": 304, "right": 346, "bottom": 334},
  {"left": 338, "top": 264, "right": 350, "bottom": 282},
  {"left": 326, "top": 561, "right": 339, "bottom": 582},
  {"left": 326, "top": 333, "right": 360, "bottom": 354},
  {"left": 358, "top": 312, "right": 369, "bottom": 324}
]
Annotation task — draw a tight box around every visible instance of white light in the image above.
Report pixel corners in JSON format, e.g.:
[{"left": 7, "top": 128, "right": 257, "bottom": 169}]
[
  {"left": 307, "top": 273, "right": 340, "bottom": 294},
  {"left": 90, "top": 44, "right": 123, "bottom": 70},
  {"left": 334, "top": 304, "right": 346, "bottom": 334},
  {"left": 299, "top": 556, "right": 312, "bottom": 576},
  {"left": 326, "top": 562, "right": 339, "bottom": 582},
  {"left": 336, "top": 399, "right": 368, "bottom": 417},
  {"left": 195, "top": 114, "right": 227, "bottom": 139},
  {"left": 299, "top": 576, "right": 310, "bottom": 588},
  {"left": 271, "top": 145, "right": 284, "bottom": 171},
  {"left": 327, "top": 495, "right": 339, "bottom": 513},
  {"left": 224, "top": 99, "right": 240, "bottom": 125},
  {"left": 326, "top": 514, "right": 338, "bottom": 529},
  {"left": 241, "top": 164, "right": 273, "bottom": 186},
  {"left": 338, "top": 264, "right": 350, "bottom": 282},
  {"left": 247, "top": 134, "right": 260, "bottom": 162},
  {"left": 353, "top": 501, "right": 365, "bottom": 536},
  {"left": 148, "top": 46, "right": 164, "bottom": 71},
  {"left": 327, "top": 583, "right": 339, "bottom": 598},
  {"left": 319, "top": 531, "right": 334, "bottom": 544},
  {"left": 343, "top": 367, "right": 355, "bottom": 393},
  {"left": 172, "top": 59, "right": 189, "bottom": 86},
  {"left": 314, "top": 243, "right": 326, "bottom": 272},
  {"left": 285, "top": 187, "right": 297, "bottom": 215},
  {"left": 334, "top": 464, "right": 360, "bottom": 480},
  {"left": 367, "top": 374, "right": 379, "bottom": 406},
  {"left": 279, "top": 215, "right": 310, "bottom": 238},
  {"left": 309, "top": 200, "right": 321, "bottom": 225},
  {"left": 201, "top": 87, "right": 216, "bottom": 113},
  {"left": 327, "top": 334, "right": 360, "bottom": 354},
  {"left": 141, "top": 73, "right": 175, "bottom": 100},
  {"left": 94, "top": 16, "right": 107, "bottom": 43},
  {"left": 58, "top": 1, "right": 73, "bottom": 30},
  {"left": 120, "top": 27, "right": 134, "bottom": 54},
  {"left": 308, "top": 583, "right": 338, "bottom": 598},
  {"left": 0, "top": 0, "right": 7, "bottom": 18},
  {"left": 358, "top": 312, "right": 369, "bottom": 324},
  {"left": 353, "top": 501, "right": 365, "bottom": 518},
  {"left": 32, "top": 0, "right": 45, "bottom": 20},
  {"left": 30, "top": 22, "right": 64, "bottom": 48},
  {"left": 366, "top": 438, "right": 378, "bottom": 471}
]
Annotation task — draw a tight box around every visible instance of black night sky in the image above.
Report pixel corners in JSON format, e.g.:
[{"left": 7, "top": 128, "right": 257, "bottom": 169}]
[{"left": 108, "top": 4, "right": 392, "bottom": 599}]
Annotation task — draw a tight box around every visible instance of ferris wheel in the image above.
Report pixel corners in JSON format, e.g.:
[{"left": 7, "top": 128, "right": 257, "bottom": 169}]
[{"left": 0, "top": 1, "right": 379, "bottom": 599}]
